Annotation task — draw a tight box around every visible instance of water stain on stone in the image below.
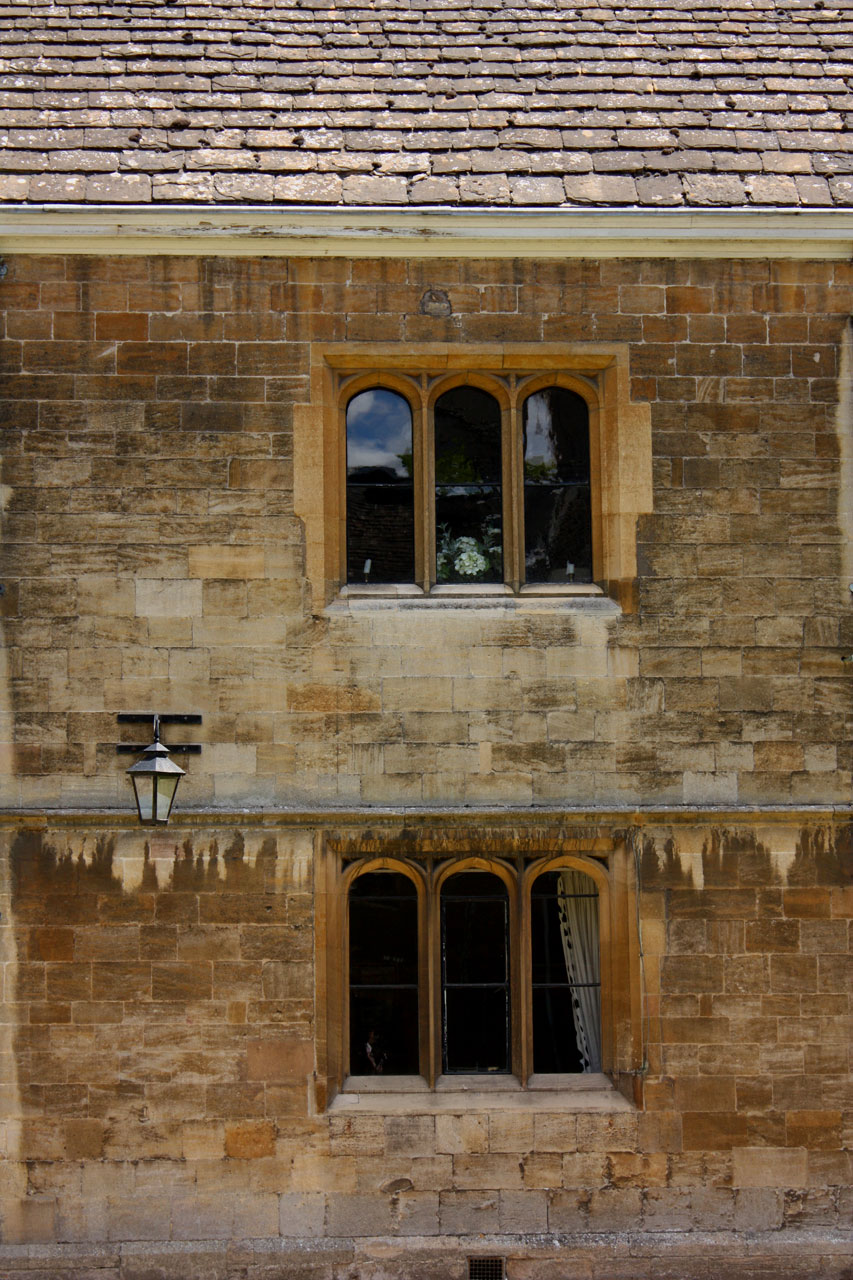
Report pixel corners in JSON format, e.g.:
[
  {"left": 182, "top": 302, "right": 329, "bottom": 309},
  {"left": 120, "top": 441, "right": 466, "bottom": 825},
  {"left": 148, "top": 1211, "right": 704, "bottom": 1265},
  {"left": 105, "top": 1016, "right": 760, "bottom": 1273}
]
[
  {"left": 789, "top": 825, "right": 853, "bottom": 886},
  {"left": 639, "top": 835, "right": 693, "bottom": 888},
  {"left": 167, "top": 832, "right": 278, "bottom": 893},
  {"left": 11, "top": 829, "right": 122, "bottom": 898},
  {"left": 702, "top": 829, "right": 776, "bottom": 888}
]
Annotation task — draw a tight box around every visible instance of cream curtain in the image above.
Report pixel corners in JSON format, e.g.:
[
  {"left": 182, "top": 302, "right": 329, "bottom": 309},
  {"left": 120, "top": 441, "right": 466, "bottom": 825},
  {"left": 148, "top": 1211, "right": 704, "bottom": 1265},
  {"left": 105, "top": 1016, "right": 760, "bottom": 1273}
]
[{"left": 557, "top": 869, "right": 602, "bottom": 1072}]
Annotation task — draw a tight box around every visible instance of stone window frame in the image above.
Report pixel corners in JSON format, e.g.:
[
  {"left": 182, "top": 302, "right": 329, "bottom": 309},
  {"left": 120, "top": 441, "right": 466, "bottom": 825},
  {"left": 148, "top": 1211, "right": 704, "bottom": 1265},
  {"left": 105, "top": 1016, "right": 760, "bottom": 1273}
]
[
  {"left": 314, "top": 831, "right": 644, "bottom": 1110},
  {"left": 294, "top": 343, "right": 652, "bottom": 612}
]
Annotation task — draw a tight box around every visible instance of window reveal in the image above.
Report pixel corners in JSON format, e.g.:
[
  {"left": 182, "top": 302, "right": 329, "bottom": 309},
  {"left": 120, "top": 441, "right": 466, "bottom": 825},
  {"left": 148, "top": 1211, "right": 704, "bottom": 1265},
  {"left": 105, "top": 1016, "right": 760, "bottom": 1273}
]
[{"left": 343, "top": 376, "right": 592, "bottom": 590}]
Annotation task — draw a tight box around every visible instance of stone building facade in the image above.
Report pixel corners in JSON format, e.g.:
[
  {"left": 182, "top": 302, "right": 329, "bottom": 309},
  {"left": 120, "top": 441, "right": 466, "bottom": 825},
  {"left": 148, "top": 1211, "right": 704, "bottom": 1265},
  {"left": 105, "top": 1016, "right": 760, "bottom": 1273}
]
[
  {"left": 2, "top": 0, "right": 853, "bottom": 1276},
  {"left": 0, "top": 248, "right": 851, "bottom": 1278}
]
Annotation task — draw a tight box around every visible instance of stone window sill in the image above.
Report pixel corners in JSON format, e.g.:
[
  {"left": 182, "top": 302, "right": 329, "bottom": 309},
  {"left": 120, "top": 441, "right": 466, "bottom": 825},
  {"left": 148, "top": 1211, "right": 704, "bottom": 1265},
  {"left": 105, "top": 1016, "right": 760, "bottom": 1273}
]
[
  {"left": 331, "top": 584, "right": 615, "bottom": 613},
  {"left": 329, "top": 1072, "right": 633, "bottom": 1113}
]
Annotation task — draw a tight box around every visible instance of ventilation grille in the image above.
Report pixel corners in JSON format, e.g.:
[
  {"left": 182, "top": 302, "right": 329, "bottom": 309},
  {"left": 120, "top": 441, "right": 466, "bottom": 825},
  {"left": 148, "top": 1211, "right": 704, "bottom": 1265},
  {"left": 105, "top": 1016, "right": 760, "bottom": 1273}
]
[{"left": 468, "top": 1259, "right": 505, "bottom": 1280}]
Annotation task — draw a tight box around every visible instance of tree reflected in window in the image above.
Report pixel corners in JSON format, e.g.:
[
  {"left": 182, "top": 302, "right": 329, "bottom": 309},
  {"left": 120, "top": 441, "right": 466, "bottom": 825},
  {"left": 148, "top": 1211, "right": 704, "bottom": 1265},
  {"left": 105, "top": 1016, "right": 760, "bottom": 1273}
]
[
  {"left": 434, "top": 387, "right": 503, "bottom": 585},
  {"left": 523, "top": 388, "right": 591, "bottom": 583}
]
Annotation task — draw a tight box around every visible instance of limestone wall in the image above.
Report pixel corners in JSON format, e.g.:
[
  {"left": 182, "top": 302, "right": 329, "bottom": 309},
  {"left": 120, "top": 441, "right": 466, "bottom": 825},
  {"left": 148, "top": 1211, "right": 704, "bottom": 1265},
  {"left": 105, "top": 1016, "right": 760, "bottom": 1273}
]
[
  {"left": 0, "top": 817, "right": 849, "bottom": 1278},
  {"left": 0, "top": 253, "right": 851, "bottom": 1276},
  {"left": 0, "top": 255, "right": 851, "bottom": 810}
]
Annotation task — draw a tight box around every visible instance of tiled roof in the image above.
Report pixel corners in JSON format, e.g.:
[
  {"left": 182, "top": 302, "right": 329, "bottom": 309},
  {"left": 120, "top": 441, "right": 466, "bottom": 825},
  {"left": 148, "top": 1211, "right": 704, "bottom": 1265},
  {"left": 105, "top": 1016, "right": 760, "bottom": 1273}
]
[{"left": 1, "top": 0, "right": 853, "bottom": 209}]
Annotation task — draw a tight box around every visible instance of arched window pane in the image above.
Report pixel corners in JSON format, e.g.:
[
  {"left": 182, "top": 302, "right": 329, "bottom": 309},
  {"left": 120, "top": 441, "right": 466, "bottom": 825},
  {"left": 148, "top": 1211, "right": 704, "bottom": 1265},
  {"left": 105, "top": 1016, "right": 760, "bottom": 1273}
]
[
  {"left": 522, "top": 388, "right": 592, "bottom": 584},
  {"left": 441, "top": 872, "right": 510, "bottom": 1073},
  {"left": 434, "top": 387, "right": 503, "bottom": 585},
  {"left": 346, "top": 389, "right": 414, "bottom": 584},
  {"left": 349, "top": 871, "right": 419, "bottom": 1075},
  {"left": 531, "top": 870, "right": 600, "bottom": 1073}
]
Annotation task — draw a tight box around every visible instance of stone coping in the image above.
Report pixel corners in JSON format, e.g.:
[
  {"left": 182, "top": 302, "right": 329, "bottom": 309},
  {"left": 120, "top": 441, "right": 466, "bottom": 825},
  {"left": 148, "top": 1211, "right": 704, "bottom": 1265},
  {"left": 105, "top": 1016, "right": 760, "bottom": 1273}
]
[{"left": 2, "top": 804, "right": 852, "bottom": 832}]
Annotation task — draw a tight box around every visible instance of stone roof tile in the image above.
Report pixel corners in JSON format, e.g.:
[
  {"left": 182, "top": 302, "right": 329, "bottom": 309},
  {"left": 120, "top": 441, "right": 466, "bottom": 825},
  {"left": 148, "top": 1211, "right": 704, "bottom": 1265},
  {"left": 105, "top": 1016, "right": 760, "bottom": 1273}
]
[{"left": 1, "top": 0, "right": 851, "bottom": 207}]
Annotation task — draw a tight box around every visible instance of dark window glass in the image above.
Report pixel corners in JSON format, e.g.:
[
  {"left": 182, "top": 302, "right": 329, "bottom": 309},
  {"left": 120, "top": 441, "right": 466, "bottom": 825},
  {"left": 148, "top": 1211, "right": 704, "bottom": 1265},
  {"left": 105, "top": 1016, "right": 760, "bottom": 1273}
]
[
  {"left": 349, "top": 872, "right": 419, "bottom": 1075},
  {"left": 531, "top": 871, "right": 599, "bottom": 1073},
  {"left": 346, "top": 389, "right": 414, "bottom": 584},
  {"left": 434, "top": 387, "right": 503, "bottom": 585},
  {"left": 522, "top": 388, "right": 592, "bottom": 584},
  {"left": 441, "top": 872, "right": 510, "bottom": 1073}
]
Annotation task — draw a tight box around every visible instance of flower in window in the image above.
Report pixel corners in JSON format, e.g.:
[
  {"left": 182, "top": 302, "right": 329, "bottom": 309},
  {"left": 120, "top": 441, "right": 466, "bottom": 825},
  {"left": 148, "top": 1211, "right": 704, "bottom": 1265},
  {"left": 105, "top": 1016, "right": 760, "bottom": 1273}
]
[{"left": 437, "top": 524, "right": 501, "bottom": 582}]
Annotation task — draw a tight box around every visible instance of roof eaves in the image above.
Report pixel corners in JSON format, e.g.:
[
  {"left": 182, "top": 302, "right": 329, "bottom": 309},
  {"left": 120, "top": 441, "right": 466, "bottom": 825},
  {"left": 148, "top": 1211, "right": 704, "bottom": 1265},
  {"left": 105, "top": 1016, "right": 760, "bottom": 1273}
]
[{"left": 1, "top": 203, "right": 852, "bottom": 259}]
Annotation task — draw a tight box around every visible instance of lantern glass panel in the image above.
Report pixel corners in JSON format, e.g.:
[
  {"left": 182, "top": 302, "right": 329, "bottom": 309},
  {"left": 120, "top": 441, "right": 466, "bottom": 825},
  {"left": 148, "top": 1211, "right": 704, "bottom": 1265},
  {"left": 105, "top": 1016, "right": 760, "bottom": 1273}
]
[
  {"left": 155, "top": 774, "right": 179, "bottom": 822},
  {"left": 135, "top": 779, "right": 154, "bottom": 823}
]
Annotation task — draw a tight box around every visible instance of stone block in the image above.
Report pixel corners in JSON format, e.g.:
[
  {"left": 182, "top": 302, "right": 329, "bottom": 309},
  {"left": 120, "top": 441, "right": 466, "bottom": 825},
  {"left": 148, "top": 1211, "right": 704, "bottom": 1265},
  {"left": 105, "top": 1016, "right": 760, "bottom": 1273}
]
[
  {"left": 385, "top": 1114, "right": 435, "bottom": 1156},
  {"left": 169, "top": 1193, "right": 235, "bottom": 1241},
  {"left": 436, "top": 1113, "right": 489, "bottom": 1155},
  {"left": 225, "top": 1121, "right": 276, "bottom": 1159},
  {"left": 438, "top": 1189, "right": 500, "bottom": 1234},
  {"left": 673, "top": 1076, "right": 736, "bottom": 1112},
  {"left": 498, "top": 1189, "right": 549, "bottom": 1233},
  {"left": 187, "top": 546, "right": 266, "bottom": 579},
  {"left": 151, "top": 962, "right": 212, "bottom": 1002},
  {"left": 247, "top": 1037, "right": 314, "bottom": 1083},
  {"left": 732, "top": 1146, "right": 808, "bottom": 1187},
  {"left": 329, "top": 1114, "right": 385, "bottom": 1157},
  {"left": 278, "top": 1191, "right": 327, "bottom": 1237},
  {"left": 488, "top": 1112, "right": 534, "bottom": 1153},
  {"left": 393, "top": 1191, "right": 441, "bottom": 1236},
  {"left": 135, "top": 579, "right": 203, "bottom": 618},
  {"left": 451, "top": 1154, "right": 524, "bottom": 1191},
  {"left": 290, "top": 1152, "right": 358, "bottom": 1193},
  {"left": 733, "top": 1186, "right": 785, "bottom": 1231},
  {"left": 561, "top": 1152, "right": 608, "bottom": 1188},
  {"left": 326, "top": 1192, "right": 394, "bottom": 1236},
  {"left": 609, "top": 1153, "right": 669, "bottom": 1188},
  {"left": 586, "top": 1188, "right": 642, "bottom": 1230},
  {"left": 64, "top": 1118, "right": 104, "bottom": 1160}
]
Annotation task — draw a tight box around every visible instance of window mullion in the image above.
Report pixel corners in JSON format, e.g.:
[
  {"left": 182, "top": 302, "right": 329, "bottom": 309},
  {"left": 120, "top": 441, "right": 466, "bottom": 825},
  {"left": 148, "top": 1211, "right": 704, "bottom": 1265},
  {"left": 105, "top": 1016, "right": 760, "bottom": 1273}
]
[
  {"left": 422, "top": 867, "right": 436, "bottom": 1086},
  {"left": 505, "top": 381, "right": 523, "bottom": 590},
  {"left": 518, "top": 870, "right": 532, "bottom": 1085},
  {"left": 416, "top": 375, "right": 433, "bottom": 591}
]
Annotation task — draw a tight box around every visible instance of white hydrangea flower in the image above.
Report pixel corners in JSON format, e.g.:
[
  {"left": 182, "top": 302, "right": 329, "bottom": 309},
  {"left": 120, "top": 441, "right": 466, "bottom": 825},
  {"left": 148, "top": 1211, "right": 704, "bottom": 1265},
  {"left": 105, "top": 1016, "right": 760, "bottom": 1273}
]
[{"left": 454, "top": 548, "right": 487, "bottom": 576}]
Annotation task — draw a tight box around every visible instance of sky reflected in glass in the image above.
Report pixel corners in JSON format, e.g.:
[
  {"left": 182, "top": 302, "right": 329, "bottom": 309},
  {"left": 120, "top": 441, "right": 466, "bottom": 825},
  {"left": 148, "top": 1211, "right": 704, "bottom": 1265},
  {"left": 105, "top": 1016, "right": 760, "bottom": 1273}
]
[{"left": 347, "top": 388, "right": 412, "bottom": 478}]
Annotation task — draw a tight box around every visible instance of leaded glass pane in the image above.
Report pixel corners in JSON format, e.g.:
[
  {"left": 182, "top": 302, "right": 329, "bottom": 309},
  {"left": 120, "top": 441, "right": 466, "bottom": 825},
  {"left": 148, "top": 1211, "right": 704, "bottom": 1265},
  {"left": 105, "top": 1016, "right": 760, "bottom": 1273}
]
[
  {"left": 441, "top": 873, "right": 510, "bottom": 1073},
  {"left": 346, "top": 389, "right": 414, "bottom": 584},
  {"left": 522, "top": 388, "right": 592, "bottom": 584},
  {"left": 434, "top": 387, "right": 503, "bottom": 585},
  {"left": 349, "top": 872, "right": 419, "bottom": 1075}
]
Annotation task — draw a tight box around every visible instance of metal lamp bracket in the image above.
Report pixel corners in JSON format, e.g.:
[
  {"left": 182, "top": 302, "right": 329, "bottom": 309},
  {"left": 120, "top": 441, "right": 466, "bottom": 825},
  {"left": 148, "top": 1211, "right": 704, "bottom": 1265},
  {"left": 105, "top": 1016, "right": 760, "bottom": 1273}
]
[{"left": 116, "top": 713, "right": 203, "bottom": 755}]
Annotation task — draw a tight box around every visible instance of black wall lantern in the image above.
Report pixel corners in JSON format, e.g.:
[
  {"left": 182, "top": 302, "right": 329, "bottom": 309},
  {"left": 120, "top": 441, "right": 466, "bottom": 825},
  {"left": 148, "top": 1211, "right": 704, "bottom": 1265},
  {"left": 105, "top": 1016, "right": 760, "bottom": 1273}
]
[{"left": 117, "top": 713, "right": 202, "bottom": 825}]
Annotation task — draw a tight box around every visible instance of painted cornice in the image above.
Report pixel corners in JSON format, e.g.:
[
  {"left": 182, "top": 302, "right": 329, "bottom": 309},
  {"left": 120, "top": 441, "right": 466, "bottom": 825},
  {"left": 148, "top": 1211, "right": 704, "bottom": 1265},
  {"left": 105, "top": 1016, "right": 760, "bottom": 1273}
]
[{"left": 2, "top": 205, "right": 853, "bottom": 258}]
